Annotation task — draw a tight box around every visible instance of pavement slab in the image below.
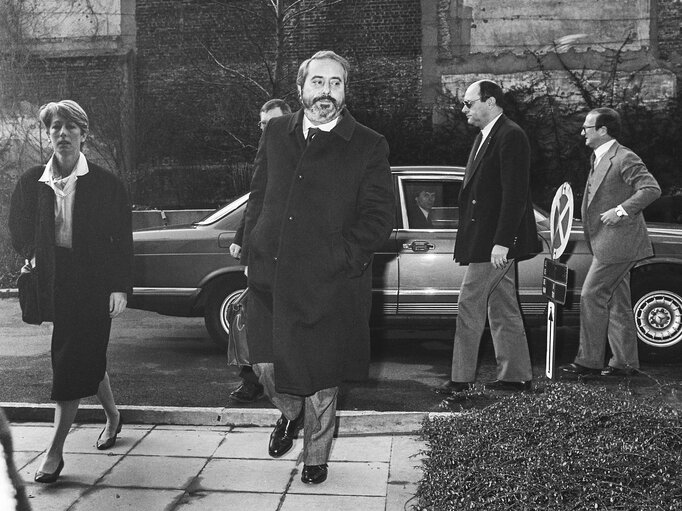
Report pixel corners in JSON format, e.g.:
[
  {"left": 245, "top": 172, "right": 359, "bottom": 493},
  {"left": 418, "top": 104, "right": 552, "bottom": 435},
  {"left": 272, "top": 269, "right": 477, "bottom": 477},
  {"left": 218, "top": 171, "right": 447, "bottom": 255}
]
[
  {"left": 69, "top": 487, "right": 184, "bottom": 511},
  {"left": 9, "top": 422, "right": 424, "bottom": 511},
  {"left": 175, "top": 491, "right": 284, "bottom": 510},
  {"left": 100, "top": 455, "right": 208, "bottom": 489}
]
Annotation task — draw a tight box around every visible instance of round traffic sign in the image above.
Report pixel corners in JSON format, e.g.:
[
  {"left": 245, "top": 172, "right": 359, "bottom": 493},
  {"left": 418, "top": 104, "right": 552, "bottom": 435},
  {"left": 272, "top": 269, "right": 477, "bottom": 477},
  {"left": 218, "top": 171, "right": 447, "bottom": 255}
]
[{"left": 549, "top": 182, "right": 574, "bottom": 259}]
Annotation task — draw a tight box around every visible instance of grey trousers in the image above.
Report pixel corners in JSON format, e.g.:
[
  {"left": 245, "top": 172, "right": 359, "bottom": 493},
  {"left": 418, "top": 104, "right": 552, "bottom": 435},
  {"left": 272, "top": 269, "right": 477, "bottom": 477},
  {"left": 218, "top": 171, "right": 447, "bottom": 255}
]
[
  {"left": 450, "top": 260, "right": 532, "bottom": 382},
  {"left": 575, "top": 258, "right": 639, "bottom": 370},
  {"left": 252, "top": 363, "right": 337, "bottom": 465}
]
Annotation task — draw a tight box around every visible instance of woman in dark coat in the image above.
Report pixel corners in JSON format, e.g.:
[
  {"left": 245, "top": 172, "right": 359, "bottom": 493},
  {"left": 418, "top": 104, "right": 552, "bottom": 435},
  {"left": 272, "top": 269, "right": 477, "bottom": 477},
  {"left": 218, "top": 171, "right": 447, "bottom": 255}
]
[{"left": 8, "top": 100, "right": 132, "bottom": 483}]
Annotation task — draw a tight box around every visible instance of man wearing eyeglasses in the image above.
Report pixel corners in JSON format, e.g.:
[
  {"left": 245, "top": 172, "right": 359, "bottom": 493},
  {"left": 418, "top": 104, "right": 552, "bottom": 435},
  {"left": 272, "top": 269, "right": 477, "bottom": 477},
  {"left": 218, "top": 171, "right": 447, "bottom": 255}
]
[
  {"left": 560, "top": 107, "right": 660, "bottom": 378},
  {"left": 435, "top": 79, "right": 540, "bottom": 396},
  {"left": 228, "top": 98, "right": 291, "bottom": 404}
]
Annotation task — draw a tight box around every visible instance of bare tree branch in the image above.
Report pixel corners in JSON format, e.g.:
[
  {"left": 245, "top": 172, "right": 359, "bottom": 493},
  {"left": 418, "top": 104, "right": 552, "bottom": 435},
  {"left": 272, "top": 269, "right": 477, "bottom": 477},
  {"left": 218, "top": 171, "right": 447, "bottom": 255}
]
[
  {"left": 200, "top": 40, "right": 270, "bottom": 97},
  {"left": 284, "top": 0, "right": 343, "bottom": 22}
]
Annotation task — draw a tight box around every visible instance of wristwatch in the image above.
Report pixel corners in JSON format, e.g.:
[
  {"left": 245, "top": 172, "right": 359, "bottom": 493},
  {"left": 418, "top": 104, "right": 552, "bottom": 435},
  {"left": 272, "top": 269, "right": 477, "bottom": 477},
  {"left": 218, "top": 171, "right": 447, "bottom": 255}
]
[{"left": 615, "top": 205, "right": 628, "bottom": 218}]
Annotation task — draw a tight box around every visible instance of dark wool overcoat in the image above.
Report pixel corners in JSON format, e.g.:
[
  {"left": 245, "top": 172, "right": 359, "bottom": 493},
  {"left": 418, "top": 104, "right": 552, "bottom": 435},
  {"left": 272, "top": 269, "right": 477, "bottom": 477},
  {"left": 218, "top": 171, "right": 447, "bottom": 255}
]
[
  {"left": 9, "top": 162, "right": 133, "bottom": 322},
  {"left": 241, "top": 109, "right": 395, "bottom": 395},
  {"left": 455, "top": 115, "right": 540, "bottom": 264}
]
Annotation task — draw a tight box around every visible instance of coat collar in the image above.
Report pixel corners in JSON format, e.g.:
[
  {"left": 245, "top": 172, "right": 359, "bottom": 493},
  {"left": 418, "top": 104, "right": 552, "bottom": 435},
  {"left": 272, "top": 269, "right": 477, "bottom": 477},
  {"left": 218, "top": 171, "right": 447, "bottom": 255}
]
[{"left": 288, "top": 108, "right": 356, "bottom": 142}]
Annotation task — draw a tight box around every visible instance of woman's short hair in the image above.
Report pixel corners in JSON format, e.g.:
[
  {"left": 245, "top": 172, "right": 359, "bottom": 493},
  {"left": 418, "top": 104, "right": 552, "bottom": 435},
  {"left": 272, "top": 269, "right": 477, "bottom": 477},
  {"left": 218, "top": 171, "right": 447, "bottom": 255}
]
[
  {"left": 296, "top": 50, "right": 349, "bottom": 89},
  {"left": 38, "top": 100, "right": 89, "bottom": 135}
]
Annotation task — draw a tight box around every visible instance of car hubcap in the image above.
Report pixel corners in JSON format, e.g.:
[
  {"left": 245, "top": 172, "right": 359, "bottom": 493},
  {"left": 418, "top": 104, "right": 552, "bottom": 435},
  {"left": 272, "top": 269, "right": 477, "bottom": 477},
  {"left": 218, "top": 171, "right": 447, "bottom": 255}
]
[
  {"left": 219, "top": 289, "right": 245, "bottom": 336},
  {"left": 634, "top": 291, "right": 682, "bottom": 348}
]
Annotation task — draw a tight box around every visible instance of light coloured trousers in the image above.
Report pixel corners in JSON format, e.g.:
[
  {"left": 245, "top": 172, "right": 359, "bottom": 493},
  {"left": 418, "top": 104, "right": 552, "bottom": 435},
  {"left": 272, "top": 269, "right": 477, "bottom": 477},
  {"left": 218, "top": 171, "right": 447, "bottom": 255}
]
[
  {"left": 253, "top": 363, "right": 337, "bottom": 465},
  {"left": 575, "top": 258, "right": 639, "bottom": 370},
  {"left": 450, "top": 260, "right": 533, "bottom": 382}
]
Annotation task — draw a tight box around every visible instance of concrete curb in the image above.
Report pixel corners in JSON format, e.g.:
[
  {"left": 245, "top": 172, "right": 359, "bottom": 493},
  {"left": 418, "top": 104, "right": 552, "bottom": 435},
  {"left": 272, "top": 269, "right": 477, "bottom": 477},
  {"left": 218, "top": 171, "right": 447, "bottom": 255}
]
[{"left": 1, "top": 402, "right": 452, "bottom": 435}]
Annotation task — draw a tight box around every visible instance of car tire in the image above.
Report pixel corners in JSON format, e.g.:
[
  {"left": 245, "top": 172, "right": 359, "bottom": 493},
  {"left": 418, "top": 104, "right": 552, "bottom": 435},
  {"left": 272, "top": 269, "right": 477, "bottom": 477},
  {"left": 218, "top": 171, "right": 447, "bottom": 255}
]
[
  {"left": 204, "top": 284, "right": 246, "bottom": 349},
  {"left": 632, "top": 273, "right": 682, "bottom": 362}
]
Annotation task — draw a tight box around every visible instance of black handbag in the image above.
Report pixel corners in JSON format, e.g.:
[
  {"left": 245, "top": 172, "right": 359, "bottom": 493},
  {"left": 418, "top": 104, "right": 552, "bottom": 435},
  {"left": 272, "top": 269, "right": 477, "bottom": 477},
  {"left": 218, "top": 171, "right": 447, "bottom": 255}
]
[
  {"left": 17, "top": 260, "right": 42, "bottom": 325},
  {"left": 227, "top": 288, "right": 250, "bottom": 366}
]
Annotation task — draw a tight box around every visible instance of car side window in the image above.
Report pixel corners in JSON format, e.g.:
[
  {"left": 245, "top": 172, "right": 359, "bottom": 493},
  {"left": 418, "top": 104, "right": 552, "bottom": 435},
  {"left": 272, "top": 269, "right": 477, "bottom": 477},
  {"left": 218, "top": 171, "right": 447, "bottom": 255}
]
[{"left": 400, "top": 179, "right": 461, "bottom": 229}]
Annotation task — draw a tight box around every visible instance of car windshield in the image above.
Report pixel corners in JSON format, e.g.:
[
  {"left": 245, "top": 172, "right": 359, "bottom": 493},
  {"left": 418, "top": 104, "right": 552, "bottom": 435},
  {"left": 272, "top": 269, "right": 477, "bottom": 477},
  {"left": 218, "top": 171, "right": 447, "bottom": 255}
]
[{"left": 194, "top": 193, "right": 249, "bottom": 225}]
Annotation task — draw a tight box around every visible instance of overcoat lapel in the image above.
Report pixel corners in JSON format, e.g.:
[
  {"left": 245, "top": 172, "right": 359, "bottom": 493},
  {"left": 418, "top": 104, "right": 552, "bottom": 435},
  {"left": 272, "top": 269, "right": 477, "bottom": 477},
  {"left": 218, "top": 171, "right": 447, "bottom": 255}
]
[
  {"left": 72, "top": 172, "right": 95, "bottom": 251},
  {"left": 462, "top": 132, "right": 482, "bottom": 188}
]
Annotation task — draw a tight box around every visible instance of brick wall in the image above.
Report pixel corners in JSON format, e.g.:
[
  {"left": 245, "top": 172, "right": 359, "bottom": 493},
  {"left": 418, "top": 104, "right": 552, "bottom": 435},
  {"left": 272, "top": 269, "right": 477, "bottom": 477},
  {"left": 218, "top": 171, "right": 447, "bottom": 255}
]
[
  {"left": 657, "top": 0, "right": 682, "bottom": 79},
  {"left": 1, "top": 53, "right": 132, "bottom": 176},
  {"left": 134, "top": 0, "right": 424, "bottom": 206}
]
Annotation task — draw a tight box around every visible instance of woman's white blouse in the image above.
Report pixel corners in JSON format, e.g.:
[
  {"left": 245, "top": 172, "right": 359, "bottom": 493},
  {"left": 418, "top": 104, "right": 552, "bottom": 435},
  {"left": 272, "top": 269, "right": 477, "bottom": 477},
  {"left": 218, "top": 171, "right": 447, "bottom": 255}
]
[{"left": 38, "top": 152, "right": 89, "bottom": 249}]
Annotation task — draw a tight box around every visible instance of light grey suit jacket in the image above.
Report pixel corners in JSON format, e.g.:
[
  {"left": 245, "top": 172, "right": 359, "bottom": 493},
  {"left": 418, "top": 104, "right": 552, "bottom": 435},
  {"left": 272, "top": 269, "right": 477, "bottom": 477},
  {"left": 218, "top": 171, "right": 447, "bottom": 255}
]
[{"left": 581, "top": 141, "right": 661, "bottom": 264}]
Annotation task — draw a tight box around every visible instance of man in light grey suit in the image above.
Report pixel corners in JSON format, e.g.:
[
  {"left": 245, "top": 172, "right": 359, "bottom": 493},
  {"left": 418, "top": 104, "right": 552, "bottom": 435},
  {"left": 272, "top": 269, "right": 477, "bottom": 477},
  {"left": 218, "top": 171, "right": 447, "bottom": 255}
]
[{"left": 560, "top": 107, "right": 660, "bottom": 377}]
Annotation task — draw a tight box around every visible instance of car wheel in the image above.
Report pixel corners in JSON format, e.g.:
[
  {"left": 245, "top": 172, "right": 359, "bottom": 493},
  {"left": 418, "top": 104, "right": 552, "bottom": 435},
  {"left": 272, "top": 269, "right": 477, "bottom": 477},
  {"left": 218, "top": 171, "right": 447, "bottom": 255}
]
[
  {"left": 204, "top": 285, "right": 246, "bottom": 349},
  {"left": 632, "top": 274, "right": 682, "bottom": 362}
]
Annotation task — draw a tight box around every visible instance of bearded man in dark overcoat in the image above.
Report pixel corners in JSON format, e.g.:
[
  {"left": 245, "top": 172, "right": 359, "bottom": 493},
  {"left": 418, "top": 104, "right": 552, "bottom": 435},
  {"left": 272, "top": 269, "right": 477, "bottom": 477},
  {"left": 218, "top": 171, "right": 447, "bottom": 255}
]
[{"left": 241, "top": 50, "right": 394, "bottom": 485}]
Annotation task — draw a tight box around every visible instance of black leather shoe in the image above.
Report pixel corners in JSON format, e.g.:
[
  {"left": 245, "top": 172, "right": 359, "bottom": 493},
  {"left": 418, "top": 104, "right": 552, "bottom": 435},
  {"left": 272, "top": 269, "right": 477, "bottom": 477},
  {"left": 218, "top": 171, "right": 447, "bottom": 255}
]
[
  {"left": 433, "top": 381, "right": 472, "bottom": 395},
  {"left": 229, "top": 381, "right": 265, "bottom": 403},
  {"left": 559, "top": 362, "right": 601, "bottom": 376},
  {"left": 34, "top": 458, "right": 64, "bottom": 484},
  {"left": 301, "top": 464, "right": 328, "bottom": 484},
  {"left": 268, "top": 414, "right": 301, "bottom": 458},
  {"left": 97, "top": 414, "right": 122, "bottom": 450},
  {"left": 484, "top": 380, "right": 531, "bottom": 391},
  {"left": 601, "top": 366, "right": 637, "bottom": 377}
]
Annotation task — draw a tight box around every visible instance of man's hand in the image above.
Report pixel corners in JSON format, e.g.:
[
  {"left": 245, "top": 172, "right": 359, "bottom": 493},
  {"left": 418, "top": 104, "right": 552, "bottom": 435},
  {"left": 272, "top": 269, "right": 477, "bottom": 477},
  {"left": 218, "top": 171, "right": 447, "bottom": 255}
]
[
  {"left": 109, "top": 292, "right": 127, "bottom": 318},
  {"left": 600, "top": 208, "right": 622, "bottom": 226},
  {"left": 491, "top": 244, "right": 509, "bottom": 270},
  {"left": 229, "top": 243, "right": 242, "bottom": 259},
  {"left": 244, "top": 266, "right": 248, "bottom": 277}
]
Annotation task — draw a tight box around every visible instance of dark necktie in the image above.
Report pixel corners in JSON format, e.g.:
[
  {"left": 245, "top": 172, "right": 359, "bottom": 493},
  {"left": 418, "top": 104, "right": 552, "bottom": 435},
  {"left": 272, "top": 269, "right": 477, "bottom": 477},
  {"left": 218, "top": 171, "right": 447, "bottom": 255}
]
[
  {"left": 306, "top": 127, "right": 320, "bottom": 145},
  {"left": 463, "top": 132, "right": 483, "bottom": 185}
]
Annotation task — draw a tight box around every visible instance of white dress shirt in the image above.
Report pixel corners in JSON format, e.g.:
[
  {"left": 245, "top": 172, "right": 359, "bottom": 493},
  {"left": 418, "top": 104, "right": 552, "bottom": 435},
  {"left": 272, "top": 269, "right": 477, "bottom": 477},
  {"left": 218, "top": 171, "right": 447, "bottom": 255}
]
[
  {"left": 593, "top": 139, "right": 616, "bottom": 168},
  {"left": 38, "top": 152, "right": 89, "bottom": 249},
  {"left": 475, "top": 112, "right": 503, "bottom": 158},
  {"left": 302, "top": 114, "right": 341, "bottom": 140}
]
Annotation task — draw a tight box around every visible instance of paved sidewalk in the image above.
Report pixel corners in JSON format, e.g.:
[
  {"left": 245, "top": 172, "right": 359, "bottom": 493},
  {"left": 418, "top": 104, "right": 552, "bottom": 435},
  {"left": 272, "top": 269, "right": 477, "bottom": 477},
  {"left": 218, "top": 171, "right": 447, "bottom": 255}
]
[{"left": 10, "top": 421, "right": 426, "bottom": 511}]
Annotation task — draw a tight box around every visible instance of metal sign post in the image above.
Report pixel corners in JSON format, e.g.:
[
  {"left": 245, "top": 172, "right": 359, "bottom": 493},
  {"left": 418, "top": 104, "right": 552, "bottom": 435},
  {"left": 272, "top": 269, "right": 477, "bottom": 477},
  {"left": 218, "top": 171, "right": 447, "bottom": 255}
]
[{"left": 543, "top": 183, "right": 574, "bottom": 379}]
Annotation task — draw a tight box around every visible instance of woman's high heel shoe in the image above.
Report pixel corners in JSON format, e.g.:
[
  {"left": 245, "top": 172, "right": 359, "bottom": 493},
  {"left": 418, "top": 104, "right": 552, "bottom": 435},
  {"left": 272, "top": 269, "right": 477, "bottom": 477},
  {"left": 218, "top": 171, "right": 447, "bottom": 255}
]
[
  {"left": 34, "top": 458, "right": 64, "bottom": 483},
  {"left": 96, "top": 414, "right": 122, "bottom": 450}
]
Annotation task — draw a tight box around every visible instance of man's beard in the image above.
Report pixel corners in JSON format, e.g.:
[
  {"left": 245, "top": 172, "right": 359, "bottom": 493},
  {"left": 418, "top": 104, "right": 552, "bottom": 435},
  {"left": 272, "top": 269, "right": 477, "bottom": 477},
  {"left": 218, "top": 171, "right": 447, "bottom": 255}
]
[{"left": 301, "top": 93, "right": 344, "bottom": 124}]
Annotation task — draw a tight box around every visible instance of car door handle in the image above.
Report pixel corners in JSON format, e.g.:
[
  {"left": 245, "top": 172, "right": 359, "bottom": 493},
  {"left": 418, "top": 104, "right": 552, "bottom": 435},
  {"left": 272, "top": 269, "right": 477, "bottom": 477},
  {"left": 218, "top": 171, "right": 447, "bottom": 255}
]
[{"left": 403, "top": 241, "right": 435, "bottom": 252}]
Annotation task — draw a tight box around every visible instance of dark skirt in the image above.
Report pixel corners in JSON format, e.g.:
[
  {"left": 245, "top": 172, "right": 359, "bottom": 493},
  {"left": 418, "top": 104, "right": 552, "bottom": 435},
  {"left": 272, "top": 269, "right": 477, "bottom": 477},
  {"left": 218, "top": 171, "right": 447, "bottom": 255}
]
[{"left": 50, "top": 247, "right": 112, "bottom": 401}]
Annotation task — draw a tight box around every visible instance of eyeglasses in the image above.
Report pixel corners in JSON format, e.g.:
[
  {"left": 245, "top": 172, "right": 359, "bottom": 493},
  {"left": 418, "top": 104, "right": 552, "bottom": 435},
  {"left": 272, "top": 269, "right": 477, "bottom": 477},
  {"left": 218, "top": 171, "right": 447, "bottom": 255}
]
[
  {"left": 462, "top": 98, "right": 483, "bottom": 109},
  {"left": 581, "top": 125, "right": 597, "bottom": 133},
  {"left": 258, "top": 121, "right": 268, "bottom": 130}
]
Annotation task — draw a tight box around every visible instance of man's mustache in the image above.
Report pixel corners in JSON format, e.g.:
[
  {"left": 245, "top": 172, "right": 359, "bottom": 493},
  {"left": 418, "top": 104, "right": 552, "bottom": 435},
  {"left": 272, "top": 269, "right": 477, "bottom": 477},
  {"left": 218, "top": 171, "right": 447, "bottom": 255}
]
[{"left": 313, "top": 95, "right": 337, "bottom": 105}]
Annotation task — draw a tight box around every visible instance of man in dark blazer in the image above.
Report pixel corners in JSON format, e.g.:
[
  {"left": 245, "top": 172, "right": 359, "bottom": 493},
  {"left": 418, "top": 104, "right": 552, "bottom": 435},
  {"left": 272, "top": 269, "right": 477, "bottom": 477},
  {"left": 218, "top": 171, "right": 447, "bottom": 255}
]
[
  {"left": 560, "top": 107, "right": 660, "bottom": 377},
  {"left": 435, "top": 80, "right": 539, "bottom": 396},
  {"left": 241, "top": 50, "right": 394, "bottom": 485}
]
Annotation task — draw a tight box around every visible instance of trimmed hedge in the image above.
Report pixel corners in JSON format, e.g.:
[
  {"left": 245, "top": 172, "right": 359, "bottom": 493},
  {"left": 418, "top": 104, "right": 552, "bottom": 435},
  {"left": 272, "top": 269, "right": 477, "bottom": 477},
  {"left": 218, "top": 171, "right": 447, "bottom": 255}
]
[{"left": 417, "top": 383, "right": 682, "bottom": 510}]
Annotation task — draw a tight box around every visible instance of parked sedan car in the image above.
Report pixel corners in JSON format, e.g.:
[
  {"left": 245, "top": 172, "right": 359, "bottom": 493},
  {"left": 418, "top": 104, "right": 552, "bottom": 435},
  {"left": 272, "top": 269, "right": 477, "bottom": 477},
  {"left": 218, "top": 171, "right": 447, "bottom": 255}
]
[{"left": 129, "top": 166, "right": 682, "bottom": 361}]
